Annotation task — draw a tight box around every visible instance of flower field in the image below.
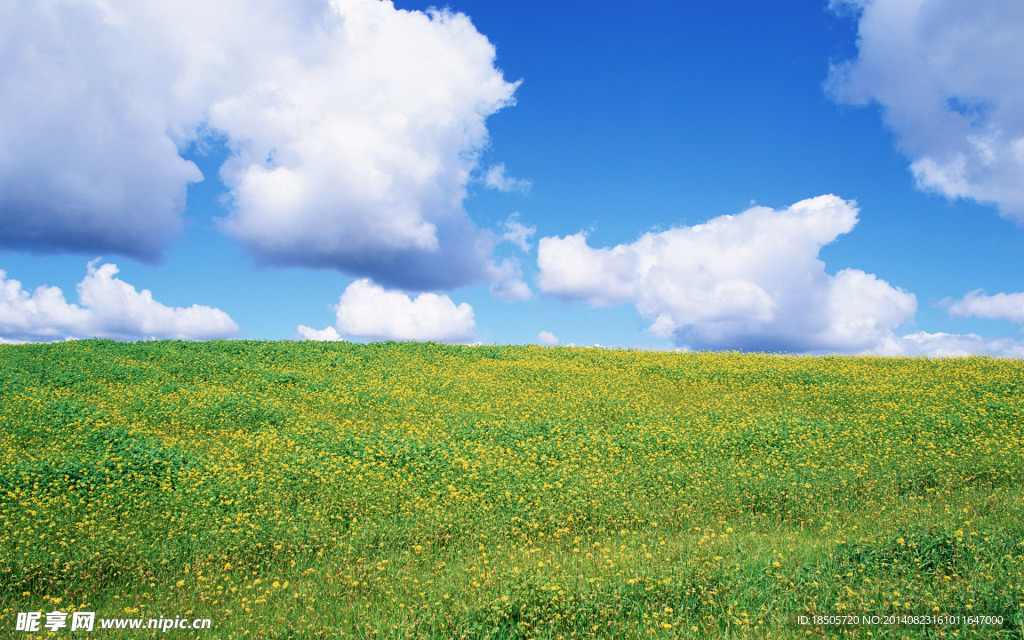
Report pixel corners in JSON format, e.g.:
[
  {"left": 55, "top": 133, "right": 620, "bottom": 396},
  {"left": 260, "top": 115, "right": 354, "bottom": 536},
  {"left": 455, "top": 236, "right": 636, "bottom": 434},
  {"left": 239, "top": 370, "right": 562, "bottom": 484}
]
[{"left": 1, "top": 339, "right": 1022, "bottom": 639}]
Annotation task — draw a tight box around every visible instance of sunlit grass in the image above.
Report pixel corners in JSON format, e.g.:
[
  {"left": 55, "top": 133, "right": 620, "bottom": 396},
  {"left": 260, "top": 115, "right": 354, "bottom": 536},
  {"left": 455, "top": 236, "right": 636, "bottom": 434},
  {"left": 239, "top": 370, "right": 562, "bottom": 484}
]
[{"left": 1, "top": 340, "right": 1022, "bottom": 638}]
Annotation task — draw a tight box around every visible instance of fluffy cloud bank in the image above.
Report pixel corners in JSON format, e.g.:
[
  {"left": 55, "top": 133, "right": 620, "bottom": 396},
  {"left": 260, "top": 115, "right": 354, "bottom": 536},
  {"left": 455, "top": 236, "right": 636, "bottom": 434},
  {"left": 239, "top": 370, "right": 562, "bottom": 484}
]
[
  {"left": 828, "top": 0, "right": 1024, "bottom": 219},
  {"left": 538, "top": 195, "right": 917, "bottom": 353},
  {"left": 1, "top": 0, "right": 519, "bottom": 289},
  {"left": 299, "top": 279, "right": 476, "bottom": 342},
  {"left": 0, "top": 0, "right": 203, "bottom": 259},
  {"left": 0, "top": 262, "right": 239, "bottom": 341}
]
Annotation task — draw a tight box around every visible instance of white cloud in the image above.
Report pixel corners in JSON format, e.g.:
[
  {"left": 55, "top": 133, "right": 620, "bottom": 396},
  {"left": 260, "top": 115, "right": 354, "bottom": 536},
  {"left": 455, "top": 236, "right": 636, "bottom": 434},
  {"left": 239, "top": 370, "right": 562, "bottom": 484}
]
[
  {"left": 883, "top": 331, "right": 1024, "bottom": 358},
  {"left": 483, "top": 163, "right": 532, "bottom": 194},
  {"left": 537, "top": 195, "right": 917, "bottom": 353},
  {"left": 330, "top": 279, "right": 475, "bottom": 342},
  {"left": 214, "top": 2, "right": 520, "bottom": 289},
  {"left": 815, "top": 268, "right": 919, "bottom": 353},
  {"left": 295, "top": 325, "right": 343, "bottom": 341},
  {"left": 537, "top": 330, "right": 560, "bottom": 346},
  {"left": 0, "top": 272, "right": 90, "bottom": 341},
  {"left": 0, "top": 261, "right": 239, "bottom": 341},
  {"left": 1, "top": 0, "right": 519, "bottom": 288},
  {"left": 0, "top": 0, "right": 207, "bottom": 259},
  {"left": 500, "top": 212, "right": 537, "bottom": 251},
  {"left": 537, "top": 233, "right": 640, "bottom": 308},
  {"left": 946, "top": 290, "right": 1024, "bottom": 324},
  {"left": 828, "top": 0, "right": 1024, "bottom": 219},
  {"left": 488, "top": 258, "right": 531, "bottom": 302}
]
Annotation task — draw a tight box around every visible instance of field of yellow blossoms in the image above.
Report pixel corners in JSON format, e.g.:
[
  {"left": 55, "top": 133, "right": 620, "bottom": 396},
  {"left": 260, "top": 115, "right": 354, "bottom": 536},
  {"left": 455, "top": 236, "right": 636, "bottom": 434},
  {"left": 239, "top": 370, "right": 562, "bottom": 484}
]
[{"left": 1, "top": 340, "right": 1022, "bottom": 639}]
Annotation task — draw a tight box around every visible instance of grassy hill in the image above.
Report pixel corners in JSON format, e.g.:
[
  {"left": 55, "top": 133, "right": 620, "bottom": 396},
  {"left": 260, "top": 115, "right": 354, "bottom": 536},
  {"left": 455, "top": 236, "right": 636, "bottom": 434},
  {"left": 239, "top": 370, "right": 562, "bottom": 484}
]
[{"left": 1, "top": 340, "right": 1022, "bottom": 638}]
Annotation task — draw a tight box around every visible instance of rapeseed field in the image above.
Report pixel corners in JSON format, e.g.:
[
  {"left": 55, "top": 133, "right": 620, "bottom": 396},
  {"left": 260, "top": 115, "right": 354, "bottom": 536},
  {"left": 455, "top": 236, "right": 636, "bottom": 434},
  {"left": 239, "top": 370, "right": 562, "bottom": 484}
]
[{"left": 1, "top": 339, "right": 1022, "bottom": 639}]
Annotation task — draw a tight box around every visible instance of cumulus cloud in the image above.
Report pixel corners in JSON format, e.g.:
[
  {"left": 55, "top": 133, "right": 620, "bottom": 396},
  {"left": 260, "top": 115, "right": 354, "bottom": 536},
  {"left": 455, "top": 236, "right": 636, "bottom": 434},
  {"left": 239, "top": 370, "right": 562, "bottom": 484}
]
[
  {"left": 537, "top": 330, "right": 560, "bottom": 346},
  {"left": 538, "top": 233, "right": 641, "bottom": 308},
  {"left": 538, "top": 195, "right": 917, "bottom": 353},
  {"left": 483, "top": 163, "right": 532, "bottom": 194},
  {"left": 213, "top": 2, "right": 520, "bottom": 289},
  {"left": 0, "top": 261, "right": 239, "bottom": 341},
  {"left": 0, "top": 0, "right": 206, "bottom": 259},
  {"left": 500, "top": 212, "right": 537, "bottom": 252},
  {"left": 828, "top": 0, "right": 1024, "bottom": 219},
  {"left": 0, "top": 272, "right": 90, "bottom": 341},
  {"left": 1, "top": 0, "right": 519, "bottom": 288},
  {"left": 945, "top": 290, "right": 1024, "bottom": 324},
  {"left": 313, "top": 279, "right": 476, "bottom": 342}
]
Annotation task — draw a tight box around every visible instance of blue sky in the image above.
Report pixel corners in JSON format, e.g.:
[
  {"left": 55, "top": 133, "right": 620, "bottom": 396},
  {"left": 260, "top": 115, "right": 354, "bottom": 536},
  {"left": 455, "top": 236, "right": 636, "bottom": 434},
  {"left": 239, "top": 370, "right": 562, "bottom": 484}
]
[{"left": 2, "top": 0, "right": 1023, "bottom": 355}]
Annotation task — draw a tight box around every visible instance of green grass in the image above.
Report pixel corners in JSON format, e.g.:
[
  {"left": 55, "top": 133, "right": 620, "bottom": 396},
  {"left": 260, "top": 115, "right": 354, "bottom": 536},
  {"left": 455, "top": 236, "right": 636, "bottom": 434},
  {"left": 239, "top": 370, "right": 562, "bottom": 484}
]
[{"left": 1, "top": 339, "right": 1022, "bottom": 638}]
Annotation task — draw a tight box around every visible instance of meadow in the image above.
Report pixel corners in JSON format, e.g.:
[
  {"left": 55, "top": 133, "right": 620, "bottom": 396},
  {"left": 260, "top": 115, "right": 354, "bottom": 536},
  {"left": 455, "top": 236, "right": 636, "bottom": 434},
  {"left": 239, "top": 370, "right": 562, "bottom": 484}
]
[{"left": 0, "top": 339, "right": 1022, "bottom": 639}]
